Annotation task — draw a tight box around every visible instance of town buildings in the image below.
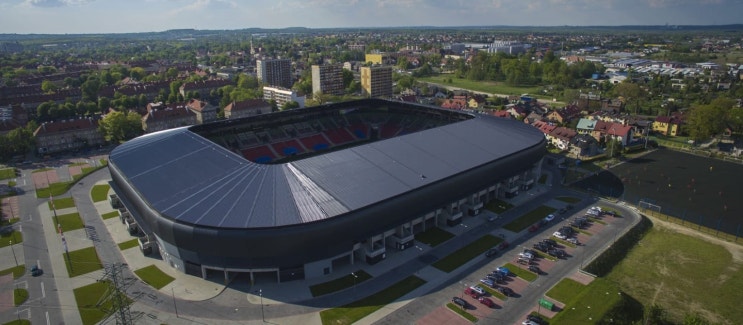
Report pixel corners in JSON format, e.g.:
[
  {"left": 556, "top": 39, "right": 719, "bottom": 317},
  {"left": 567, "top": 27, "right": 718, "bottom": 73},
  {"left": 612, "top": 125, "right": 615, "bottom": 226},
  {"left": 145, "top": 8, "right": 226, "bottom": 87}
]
[
  {"left": 256, "top": 59, "right": 292, "bottom": 88},
  {"left": 311, "top": 64, "right": 344, "bottom": 96},
  {"left": 360, "top": 66, "right": 393, "bottom": 98}
]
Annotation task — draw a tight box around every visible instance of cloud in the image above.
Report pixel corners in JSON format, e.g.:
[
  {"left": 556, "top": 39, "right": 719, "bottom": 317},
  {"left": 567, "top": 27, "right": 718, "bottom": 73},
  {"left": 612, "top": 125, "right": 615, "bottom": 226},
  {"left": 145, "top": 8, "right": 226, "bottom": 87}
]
[{"left": 23, "top": 0, "right": 92, "bottom": 6}]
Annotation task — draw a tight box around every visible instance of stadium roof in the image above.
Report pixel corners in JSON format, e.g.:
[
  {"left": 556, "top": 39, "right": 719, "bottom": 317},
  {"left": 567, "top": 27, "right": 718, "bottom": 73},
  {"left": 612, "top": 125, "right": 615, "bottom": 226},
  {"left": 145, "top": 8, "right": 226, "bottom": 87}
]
[{"left": 109, "top": 111, "right": 544, "bottom": 229}]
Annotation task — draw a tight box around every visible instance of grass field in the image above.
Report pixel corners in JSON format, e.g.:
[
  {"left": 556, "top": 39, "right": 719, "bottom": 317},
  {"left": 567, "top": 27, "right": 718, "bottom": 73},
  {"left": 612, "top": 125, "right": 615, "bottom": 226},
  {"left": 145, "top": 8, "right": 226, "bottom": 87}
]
[
  {"left": 414, "top": 227, "right": 455, "bottom": 247},
  {"left": 546, "top": 278, "right": 586, "bottom": 302},
  {"left": 319, "top": 275, "right": 426, "bottom": 325},
  {"left": 503, "top": 263, "right": 538, "bottom": 282},
  {"left": 57, "top": 212, "right": 85, "bottom": 232},
  {"left": 64, "top": 246, "right": 102, "bottom": 278},
  {"left": 49, "top": 197, "right": 75, "bottom": 210},
  {"left": 0, "top": 265, "right": 25, "bottom": 279},
  {"left": 117, "top": 239, "right": 139, "bottom": 251},
  {"left": 418, "top": 75, "right": 543, "bottom": 98},
  {"left": 134, "top": 265, "right": 175, "bottom": 290},
  {"left": 1, "top": 231, "right": 22, "bottom": 247},
  {"left": 432, "top": 235, "right": 502, "bottom": 273},
  {"left": 310, "top": 270, "right": 372, "bottom": 297},
  {"left": 2, "top": 319, "right": 31, "bottom": 325},
  {"left": 74, "top": 280, "right": 131, "bottom": 325},
  {"left": 503, "top": 205, "right": 556, "bottom": 232},
  {"left": 101, "top": 211, "right": 119, "bottom": 220},
  {"left": 485, "top": 199, "right": 514, "bottom": 214},
  {"left": 36, "top": 165, "right": 107, "bottom": 198},
  {"left": 446, "top": 303, "right": 478, "bottom": 322},
  {"left": 606, "top": 223, "right": 743, "bottom": 324},
  {"left": 548, "top": 278, "right": 625, "bottom": 324},
  {"left": 14, "top": 288, "right": 28, "bottom": 306},
  {"left": 0, "top": 168, "right": 15, "bottom": 180},
  {"left": 90, "top": 184, "right": 110, "bottom": 202}
]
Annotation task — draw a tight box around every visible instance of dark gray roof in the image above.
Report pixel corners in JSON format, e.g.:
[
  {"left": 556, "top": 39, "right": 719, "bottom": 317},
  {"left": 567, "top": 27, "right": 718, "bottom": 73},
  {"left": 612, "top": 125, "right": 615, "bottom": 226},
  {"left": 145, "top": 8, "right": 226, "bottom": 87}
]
[{"left": 109, "top": 113, "right": 544, "bottom": 229}]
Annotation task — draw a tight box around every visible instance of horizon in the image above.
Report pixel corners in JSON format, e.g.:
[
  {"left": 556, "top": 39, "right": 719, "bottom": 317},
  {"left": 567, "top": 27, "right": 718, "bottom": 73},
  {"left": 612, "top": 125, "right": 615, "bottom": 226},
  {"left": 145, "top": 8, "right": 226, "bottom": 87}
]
[{"left": 1, "top": 0, "right": 742, "bottom": 35}]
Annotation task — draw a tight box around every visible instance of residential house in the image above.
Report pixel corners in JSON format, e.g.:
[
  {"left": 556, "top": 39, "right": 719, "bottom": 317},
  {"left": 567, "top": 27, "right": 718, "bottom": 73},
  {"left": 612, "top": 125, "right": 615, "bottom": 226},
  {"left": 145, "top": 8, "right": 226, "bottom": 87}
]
[
  {"left": 468, "top": 95, "right": 487, "bottom": 109},
  {"left": 263, "top": 86, "right": 306, "bottom": 109},
  {"left": 570, "top": 134, "right": 601, "bottom": 158},
  {"left": 142, "top": 104, "right": 197, "bottom": 133},
  {"left": 652, "top": 113, "right": 684, "bottom": 136},
  {"left": 34, "top": 117, "right": 104, "bottom": 154},
  {"left": 224, "top": 99, "right": 271, "bottom": 119},
  {"left": 490, "top": 110, "right": 511, "bottom": 119},
  {"left": 531, "top": 120, "right": 557, "bottom": 137},
  {"left": 185, "top": 99, "right": 218, "bottom": 124},
  {"left": 576, "top": 118, "right": 598, "bottom": 135},
  {"left": 441, "top": 98, "right": 467, "bottom": 110},
  {"left": 506, "top": 104, "right": 529, "bottom": 120},
  {"left": 593, "top": 120, "right": 633, "bottom": 146},
  {"left": 547, "top": 127, "right": 577, "bottom": 151},
  {"left": 601, "top": 98, "right": 624, "bottom": 113},
  {"left": 545, "top": 104, "right": 581, "bottom": 124}
]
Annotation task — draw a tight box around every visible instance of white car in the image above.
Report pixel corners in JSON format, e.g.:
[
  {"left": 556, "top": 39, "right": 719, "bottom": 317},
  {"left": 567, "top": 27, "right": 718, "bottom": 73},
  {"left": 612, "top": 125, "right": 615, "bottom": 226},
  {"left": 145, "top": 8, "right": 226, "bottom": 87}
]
[
  {"left": 567, "top": 237, "right": 579, "bottom": 244},
  {"left": 553, "top": 231, "right": 567, "bottom": 240},
  {"left": 519, "top": 252, "right": 534, "bottom": 260},
  {"left": 472, "top": 285, "right": 487, "bottom": 294},
  {"left": 544, "top": 214, "right": 555, "bottom": 222}
]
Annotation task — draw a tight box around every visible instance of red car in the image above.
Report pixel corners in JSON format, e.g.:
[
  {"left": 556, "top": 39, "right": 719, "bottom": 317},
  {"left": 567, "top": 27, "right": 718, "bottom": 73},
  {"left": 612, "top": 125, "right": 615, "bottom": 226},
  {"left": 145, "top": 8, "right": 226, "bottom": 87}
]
[
  {"left": 478, "top": 296, "right": 495, "bottom": 307},
  {"left": 464, "top": 287, "right": 481, "bottom": 298}
]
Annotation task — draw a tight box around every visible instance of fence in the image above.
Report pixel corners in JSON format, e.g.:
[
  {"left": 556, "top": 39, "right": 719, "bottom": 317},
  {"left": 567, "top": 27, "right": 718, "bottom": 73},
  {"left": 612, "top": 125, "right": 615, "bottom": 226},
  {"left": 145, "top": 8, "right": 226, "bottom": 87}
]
[{"left": 637, "top": 203, "right": 743, "bottom": 244}]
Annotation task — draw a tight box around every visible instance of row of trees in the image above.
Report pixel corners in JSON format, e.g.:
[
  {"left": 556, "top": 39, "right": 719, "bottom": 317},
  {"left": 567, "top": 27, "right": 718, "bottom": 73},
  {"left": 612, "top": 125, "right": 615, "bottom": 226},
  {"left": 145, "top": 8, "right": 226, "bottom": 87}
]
[
  {"left": 685, "top": 98, "right": 743, "bottom": 141},
  {"left": 0, "top": 122, "right": 36, "bottom": 162}
]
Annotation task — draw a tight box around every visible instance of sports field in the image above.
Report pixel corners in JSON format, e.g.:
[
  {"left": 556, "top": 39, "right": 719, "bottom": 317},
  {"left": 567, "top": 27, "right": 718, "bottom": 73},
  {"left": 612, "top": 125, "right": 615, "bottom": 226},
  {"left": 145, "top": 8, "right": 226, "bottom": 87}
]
[{"left": 573, "top": 149, "right": 742, "bottom": 236}]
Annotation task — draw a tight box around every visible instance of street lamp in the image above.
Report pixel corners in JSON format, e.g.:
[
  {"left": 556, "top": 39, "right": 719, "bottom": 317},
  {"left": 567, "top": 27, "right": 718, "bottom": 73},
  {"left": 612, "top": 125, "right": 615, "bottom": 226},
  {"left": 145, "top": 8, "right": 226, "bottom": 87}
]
[
  {"left": 259, "top": 289, "right": 265, "bottom": 323},
  {"left": 351, "top": 272, "right": 358, "bottom": 298},
  {"left": 9, "top": 240, "right": 18, "bottom": 266}
]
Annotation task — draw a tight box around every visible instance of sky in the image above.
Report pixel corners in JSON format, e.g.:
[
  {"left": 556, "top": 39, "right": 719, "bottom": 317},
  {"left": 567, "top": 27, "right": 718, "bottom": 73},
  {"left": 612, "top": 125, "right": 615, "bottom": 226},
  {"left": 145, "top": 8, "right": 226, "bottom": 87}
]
[{"left": 0, "top": 0, "right": 740, "bottom": 34}]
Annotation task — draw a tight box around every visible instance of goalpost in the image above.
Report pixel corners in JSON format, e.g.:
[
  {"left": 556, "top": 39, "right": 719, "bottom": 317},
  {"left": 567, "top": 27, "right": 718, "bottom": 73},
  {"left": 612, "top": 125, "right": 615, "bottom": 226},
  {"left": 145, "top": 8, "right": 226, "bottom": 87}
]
[{"left": 638, "top": 200, "right": 662, "bottom": 215}]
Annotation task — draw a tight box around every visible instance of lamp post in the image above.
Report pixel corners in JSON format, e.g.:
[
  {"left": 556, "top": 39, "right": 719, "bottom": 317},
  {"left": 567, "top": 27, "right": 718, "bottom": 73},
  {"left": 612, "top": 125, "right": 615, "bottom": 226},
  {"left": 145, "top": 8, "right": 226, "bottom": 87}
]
[
  {"left": 351, "top": 272, "right": 358, "bottom": 299},
  {"left": 259, "top": 289, "right": 265, "bottom": 323},
  {"left": 9, "top": 240, "right": 18, "bottom": 266}
]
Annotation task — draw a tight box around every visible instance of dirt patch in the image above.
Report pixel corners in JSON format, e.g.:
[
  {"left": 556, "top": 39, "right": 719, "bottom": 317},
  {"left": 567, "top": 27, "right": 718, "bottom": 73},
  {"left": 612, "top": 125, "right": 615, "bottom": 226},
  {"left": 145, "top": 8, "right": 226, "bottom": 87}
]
[{"left": 568, "top": 271, "right": 595, "bottom": 285}]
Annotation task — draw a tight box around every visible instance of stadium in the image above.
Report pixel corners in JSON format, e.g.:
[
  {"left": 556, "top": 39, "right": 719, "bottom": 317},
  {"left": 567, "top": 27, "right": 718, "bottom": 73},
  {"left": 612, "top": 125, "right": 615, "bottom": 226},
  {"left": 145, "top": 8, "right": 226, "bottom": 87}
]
[{"left": 108, "top": 98, "right": 546, "bottom": 282}]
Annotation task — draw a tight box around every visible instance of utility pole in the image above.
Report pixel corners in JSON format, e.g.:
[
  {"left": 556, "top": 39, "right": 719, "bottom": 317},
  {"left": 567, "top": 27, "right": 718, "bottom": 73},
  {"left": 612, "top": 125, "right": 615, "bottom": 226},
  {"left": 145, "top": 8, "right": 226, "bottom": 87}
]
[{"left": 101, "top": 263, "right": 134, "bottom": 325}]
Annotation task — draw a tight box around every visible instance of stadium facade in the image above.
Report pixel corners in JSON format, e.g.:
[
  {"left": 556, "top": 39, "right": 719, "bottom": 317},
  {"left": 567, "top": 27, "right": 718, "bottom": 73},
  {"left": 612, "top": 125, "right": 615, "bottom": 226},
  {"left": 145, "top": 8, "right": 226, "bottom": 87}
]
[{"left": 108, "top": 99, "right": 546, "bottom": 282}]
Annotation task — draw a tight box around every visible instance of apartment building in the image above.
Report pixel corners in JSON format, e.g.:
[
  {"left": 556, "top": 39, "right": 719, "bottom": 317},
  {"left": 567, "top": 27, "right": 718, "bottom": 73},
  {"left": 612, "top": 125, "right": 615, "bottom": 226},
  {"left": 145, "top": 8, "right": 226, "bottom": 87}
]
[
  {"left": 311, "top": 63, "right": 344, "bottom": 97},
  {"left": 360, "top": 66, "right": 393, "bottom": 98}
]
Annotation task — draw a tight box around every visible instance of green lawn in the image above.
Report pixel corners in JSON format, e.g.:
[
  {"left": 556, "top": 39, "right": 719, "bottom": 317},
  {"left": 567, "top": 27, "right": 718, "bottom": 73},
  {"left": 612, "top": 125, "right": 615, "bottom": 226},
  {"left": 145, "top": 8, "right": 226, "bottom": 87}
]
[
  {"left": 14, "top": 288, "right": 28, "bottom": 306},
  {"left": 74, "top": 280, "right": 132, "bottom": 325},
  {"left": 478, "top": 284, "right": 507, "bottom": 301},
  {"left": 310, "top": 270, "right": 372, "bottom": 297},
  {"left": 319, "top": 275, "right": 426, "bottom": 325},
  {"left": 101, "top": 211, "right": 119, "bottom": 220},
  {"left": 503, "top": 205, "right": 556, "bottom": 232},
  {"left": 414, "top": 227, "right": 455, "bottom": 247},
  {"left": 446, "top": 303, "right": 478, "bottom": 322},
  {"left": 548, "top": 278, "right": 625, "bottom": 325},
  {"left": 117, "top": 239, "right": 139, "bottom": 251},
  {"left": 0, "top": 231, "right": 22, "bottom": 247},
  {"left": 134, "top": 265, "right": 175, "bottom": 290},
  {"left": 419, "top": 75, "right": 543, "bottom": 98},
  {"left": 485, "top": 199, "right": 513, "bottom": 214},
  {"left": 503, "top": 263, "right": 538, "bottom": 282},
  {"left": 0, "top": 168, "right": 15, "bottom": 180},
  {"left": 432, "top": 235, "right": 502, "bottom": 273},
  {"left": 555, "top": 196, "right": 581, "bottom": 204},
  {"left": 546, "top": 278, "right": 586, "bottom": 303},
  {"left": 2, "top": 319, "right": 31, "bottom": 325},
  {"left": 57, "top": 212, "right": 85, "bottom": 232},
  {"left": 48, "top": 197, "right": 75, "bottom": 210},
  {"left": 64, "top": 247, "right": 103, "bottom": 278},
  {"left": 0, "top": 265, "right": 26, "bottom": 279},
  {"left": 36, "top": 165, "right": 107, "bottom": 198},
  {"left": 606, "top": 225, "right": 743, "bottom": 324},
  {"left": 90, "top": 184, "right": 110, "bottom": 202}
]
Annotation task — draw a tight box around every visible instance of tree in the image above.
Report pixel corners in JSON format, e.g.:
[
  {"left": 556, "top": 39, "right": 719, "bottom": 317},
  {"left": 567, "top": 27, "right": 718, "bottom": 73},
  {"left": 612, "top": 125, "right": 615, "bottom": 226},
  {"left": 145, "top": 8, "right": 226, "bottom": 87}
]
[
  {"left": 342, "top": 69, "right": 354, "bottom": 89},
  {"left": 81, "top": 76, "right": 101, "bottom": 102},
  {"left": 612, "top": 82, "right": 644, "bottom": 114},
  {"left": 685, "top": 98, "right": 734, "bottom": 141},
  {"left": 41, "top": 80, "right": 58, "bottom": 93},
  {"left": 282, "top": 101, "right": 300, "bottom": 110},
  {"left": 98, "top": 110, "right": 143, "bottom": 143}
]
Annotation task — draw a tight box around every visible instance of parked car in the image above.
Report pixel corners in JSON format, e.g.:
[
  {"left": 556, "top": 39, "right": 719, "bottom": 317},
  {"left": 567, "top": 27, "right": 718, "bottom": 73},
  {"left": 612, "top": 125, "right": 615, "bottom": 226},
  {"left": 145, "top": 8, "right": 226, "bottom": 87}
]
[
  {"left": 542, "top": 239, "right": 557, "bottom": 247},
  {"left": 495, "top": 266, "right": 510, "bottom": 276},
  {"left": 528, "top": 224, "right": 539, "bottom": 232},
  {"left": 517, "top": 257, "right": 531, "bottom": 265},
  {"left": 567, "top": 237, "right": 579, "bottom": 245},
  {"left": 528, "top": 265, "right": 541, "bottom": 274},
  {"left": 519, "top": 252, "right": 534, "bottom": 260},
  {"left": 464, "top": 286, "right": 479, "bottom": 298},
  {"left": 452, "top": 297, "right": 467, "bottom": 308},
  {"left": 480, "top": 278, "right": 495, "bottom": 287},
  {"left": 533, "top": 242, "right": 549, "bottom": 252},
  {"left": 526, "top": 314, "right": 546, "bottom": 324},
  {"left": 544, "top": 214, "right": 555, "bottom": 222},
  {"left": 497, "top": 241, "right": 510, "bottom": 250},
  {"left": 497, "top": 286, "right": 514, "bottom": 297},
  {"left": 548, "top": 249, "right": 567, "bottom": 258},
  {"left": 30, "top": 265, "right": 43, "bottom": 277},
  {"left": 553, "top": 231, "right": 567, "bottom": 240},
  {"left": 478, "top": 296, "right": 495, "bottom": 307},
  {"left": 485, "top": 248, "right": 498, "bottom": 257}
]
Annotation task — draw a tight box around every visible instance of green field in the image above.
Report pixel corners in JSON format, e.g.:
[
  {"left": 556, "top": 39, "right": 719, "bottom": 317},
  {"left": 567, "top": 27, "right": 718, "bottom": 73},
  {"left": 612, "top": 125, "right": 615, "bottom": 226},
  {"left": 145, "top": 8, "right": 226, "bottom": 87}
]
[
  {"left": 319, "top": 275, "right": 426, "bottom": 325},
  {"left": 134, "top": 265, "right": 175, "bottom": 290},
  {"left": 503, "top": 205, "right": 556, "bottom": 232},
  {"left": 310, "top": 270, "right": 372, "bottom": 297},
  {"left": 64, "top": 247, "right": 103, "bottom": 278},
  {"left": 546, "top": 278, "right": 586, "bottom": 302},
  {"left": 117, "top": 239, "right": 139, "bottom": 250},
  {"left": 432, "top": 235, "right": 502, "bottom": 273},
  {"left": 74, "top": 281, "right": 131, "bottom": 325},
  {"left": 548, "top": 278, "right": 626, "bottom": 324},
  {"left": 0, "top": 265, "right": 26, "bottom": 279},
  {"left": 606, "top": 223, "right": 743, "bottom": 324},
  {"left": 446, "top": 303, "right": 478, "bottom": 322},
  {"left": 101, "top": 211, "right": 119, "bottom": 220},
  {"left": 57, "top": 212, "right": 85, "bottom": 232},
  {"left": 0, "top": 168, "right": 15, "bottom": 180},
  {"left": 36, "top": 165, "right": 107, "bottom": 198},
  {"left": 49, "top": 197, "right": 75, "bottom": 210},
  {"left": 14, "top": 288, "right": 28, "bottom": 306},
  {"left": 90, "top": 184, "right": 110, "bottom": 202},
  {"left": 1, "top": 231, "right": 22, "bottom": 247},
  {"left": 414, "top": 227, "right": 455, "bottom": 247},
  {"left": 418, "top": 75, "right": 543, "bottom": 98},
  {"left": 485, "top": 199, "right": 514, "bottom": 214}
]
